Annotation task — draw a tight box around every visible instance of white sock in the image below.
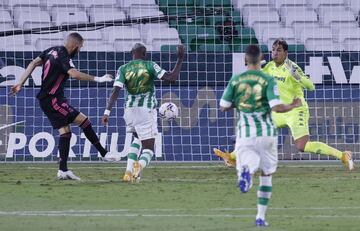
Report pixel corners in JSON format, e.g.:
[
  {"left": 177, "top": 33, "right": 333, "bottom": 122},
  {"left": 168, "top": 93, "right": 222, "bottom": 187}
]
[
  {"left": 138, "top": 149, "right": 154, "bottom": 169},
  {"left": 256, "top": 175, "right": 272, "bottom": 220},
  {"left": 126, "top": 138, "right": 141, "bottom": 173}
]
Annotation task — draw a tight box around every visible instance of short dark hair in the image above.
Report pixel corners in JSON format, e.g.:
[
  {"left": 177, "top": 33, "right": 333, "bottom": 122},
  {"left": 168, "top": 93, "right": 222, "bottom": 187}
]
[
  {"left": 68, "top": 32, "right": 84, "bottom": 43},
  {"left": 272, "top": 38, "right": 288, "bottom": 51},
  {"left": 245, "top": 45, "right": 261, "bottom": 65}
]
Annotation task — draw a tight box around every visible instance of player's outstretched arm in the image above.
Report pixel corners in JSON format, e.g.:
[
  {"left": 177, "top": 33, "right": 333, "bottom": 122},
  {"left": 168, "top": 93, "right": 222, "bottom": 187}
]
[
  {"left": 102, "top": 86, "right": 121, "bottom": 126},
  {"left": 272, "top": 98, "right": 302, "bottom": 113},
  {"left": 9, "top": 57, "right": 43, "bottom": 96},
  {"left": 68, "top": 69, "right": 113, "bottom": 83},
  {"left": 161, "top": 44, "right": 185, "bottom": 83}
]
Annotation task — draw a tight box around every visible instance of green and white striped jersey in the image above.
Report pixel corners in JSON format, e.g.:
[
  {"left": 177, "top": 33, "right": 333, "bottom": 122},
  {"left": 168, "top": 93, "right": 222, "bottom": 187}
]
[
  {"left": 114, "top": 59, "right": 166, "bottom": 109},
  {"left": 220, "top": 70, "right": 282, "bottom": 138}
]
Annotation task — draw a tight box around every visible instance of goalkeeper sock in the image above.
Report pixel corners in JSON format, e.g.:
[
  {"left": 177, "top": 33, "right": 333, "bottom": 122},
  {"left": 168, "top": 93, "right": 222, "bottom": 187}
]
[
  {"left": 230, "top": 151, "right": 236, "bottom": 160},
  {"left": 256, "top": 176, "right": 272, "bottom": 220},
  {"left": 304, "top": 141, "right": 342, "bottom": 159},
  {"left": 138, "top": 149, "right": 154, "bottom": 169},
  {"left": 126, "top": 138, "right": 141, "bottom": 173},
  {"left": 59, "top": 132, "right": 71, "bottom": 171},
  {"left": 80, "top": 118, "right": 107, "bottom": 157}
]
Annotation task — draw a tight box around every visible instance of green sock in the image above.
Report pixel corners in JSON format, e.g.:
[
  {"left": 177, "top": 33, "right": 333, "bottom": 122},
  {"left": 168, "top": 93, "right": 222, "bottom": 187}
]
[
  {"left": 126, "top": 138, "right": 141, "bottom": 172},
  {"left": 304, "top": 141, "right": 342, "bottom": 159},
  {"left": 139, "top": 149, "right": 154, "bottom": 169}
]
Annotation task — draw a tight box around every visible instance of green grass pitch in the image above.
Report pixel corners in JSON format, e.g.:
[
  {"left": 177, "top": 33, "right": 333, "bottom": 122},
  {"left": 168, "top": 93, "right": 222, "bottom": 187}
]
[{"left": 0, "top": 162, "right": 359, "bottom": 231}]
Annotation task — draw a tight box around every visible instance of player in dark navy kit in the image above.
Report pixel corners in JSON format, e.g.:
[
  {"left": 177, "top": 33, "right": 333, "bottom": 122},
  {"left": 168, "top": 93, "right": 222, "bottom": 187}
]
[{"left": 10, "top": 32, "right": 119, "bottom": 180}]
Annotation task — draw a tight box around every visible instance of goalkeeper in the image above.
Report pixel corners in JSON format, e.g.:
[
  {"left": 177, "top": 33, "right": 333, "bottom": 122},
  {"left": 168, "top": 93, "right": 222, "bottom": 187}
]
[{"left": 215, "top": 38, "right": 354, "bottom": 170}]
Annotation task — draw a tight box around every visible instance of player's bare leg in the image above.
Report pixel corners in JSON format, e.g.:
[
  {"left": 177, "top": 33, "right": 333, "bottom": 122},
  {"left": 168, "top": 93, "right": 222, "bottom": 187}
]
[
  {"left": 296, "top": 135, "right": 354, "bottom": 170},
  {"left": 57, "top": 125, "right": 80, "bottom": 180},
  {"left": 213, "top": 148, "right": 236, "bottom": 167},
  {"left": 133, "top": 138, "right": 155, "bottom": 182}
]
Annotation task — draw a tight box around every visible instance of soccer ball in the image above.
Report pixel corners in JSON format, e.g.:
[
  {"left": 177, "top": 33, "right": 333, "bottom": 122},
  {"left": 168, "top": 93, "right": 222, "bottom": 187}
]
[{"left": 159, "top": 102, "right": 178, "bottom": 120}]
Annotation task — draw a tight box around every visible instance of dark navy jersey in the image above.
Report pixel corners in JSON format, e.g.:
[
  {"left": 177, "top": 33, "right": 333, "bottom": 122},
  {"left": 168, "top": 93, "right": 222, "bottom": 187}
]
[{"left": 36, "top": 46, "right": 75, "bottom": 100}]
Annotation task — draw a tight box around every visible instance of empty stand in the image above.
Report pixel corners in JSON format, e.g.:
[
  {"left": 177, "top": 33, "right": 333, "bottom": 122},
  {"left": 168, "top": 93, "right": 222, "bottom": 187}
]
[
  {"left": 299, "top": 27, "right": 340, "bottom": 51},
  {"left": 88, "top": 6, "right": 126, "bottom": 23}
]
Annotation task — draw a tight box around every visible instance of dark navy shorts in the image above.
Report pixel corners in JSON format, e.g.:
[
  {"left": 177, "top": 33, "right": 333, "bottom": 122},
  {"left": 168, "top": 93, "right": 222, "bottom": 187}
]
[{"left": 39, "top": 97, "right": 80, "bottom": 129}]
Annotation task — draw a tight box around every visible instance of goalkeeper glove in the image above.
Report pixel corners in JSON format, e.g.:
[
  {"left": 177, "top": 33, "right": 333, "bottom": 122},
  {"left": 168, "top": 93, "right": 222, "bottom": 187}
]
[{"left": 284, "top": 59, "right": 301, "bottom": 81}]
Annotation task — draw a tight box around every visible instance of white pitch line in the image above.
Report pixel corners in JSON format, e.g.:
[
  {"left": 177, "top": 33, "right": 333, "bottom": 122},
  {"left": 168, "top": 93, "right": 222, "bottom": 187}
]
[
  {"left": 1, "top": 206, "right": 360, "bottom": 214},
  {"left": 0, "top": 211, "right": 360, "bottom": 219},
  {"left": 0, "top": 164, "right": 349, "bottom": 170},
  {"left": 0, "top": 121, "right": 25, "bottom": 131}
]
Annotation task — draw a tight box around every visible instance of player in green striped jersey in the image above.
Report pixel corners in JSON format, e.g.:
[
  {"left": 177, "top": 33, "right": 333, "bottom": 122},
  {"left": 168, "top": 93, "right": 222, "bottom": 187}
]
[
  {"left": 102, "top": 43, "right": 184, "bottom": 182},
  {"left": 215, "top": 39, "right": 354, "bottom": 171},
  {"left": 220, "top": 45, "right": 301, "bottom": 227}
]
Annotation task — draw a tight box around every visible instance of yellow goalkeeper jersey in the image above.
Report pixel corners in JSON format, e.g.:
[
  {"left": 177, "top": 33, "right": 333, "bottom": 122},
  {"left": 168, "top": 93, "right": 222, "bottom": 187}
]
[{"left": 262, "top": 60, "right": 315, "bottom": 107}]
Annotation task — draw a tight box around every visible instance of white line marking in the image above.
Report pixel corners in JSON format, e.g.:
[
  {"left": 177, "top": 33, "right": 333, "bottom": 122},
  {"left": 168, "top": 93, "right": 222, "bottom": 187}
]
[
  {"left": 0, "top": 211, "right": 359, "bottom": 218},
  {"left": 0, "top": 164, "right": 349, "bottom": 170},
  {"left": 0, "top": 121, "right": 25, "bottom": 131}
]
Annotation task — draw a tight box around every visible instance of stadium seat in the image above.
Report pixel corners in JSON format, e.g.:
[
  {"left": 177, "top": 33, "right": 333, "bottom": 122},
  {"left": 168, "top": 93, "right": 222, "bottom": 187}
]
[
  {"left": 233, "top": 0, "right": 269, "bottom": 9},
  {"left": 53, "top": 11, "right": 88, "bottom": 26},
  {"left": 308, "top": 0, "right": 345, "bottom": 9},
  {"left": 129, "top": 6, "right": 163, "bottom": 19},
  {"left": 80, "top": 0, "right": 120, "bottom": 8},
  {"left": 348, "top": 0, "right": 360, "bottom": 15},
  {"left": 30, "top": 32, "right": 64, "bottom": 48},
  {"left": 160, "top": 44, "right": 179, "bottom": 52},
  {"left": 104, "top": 26, "right": 142, "bottom": 42},
  {"left": 16, "top": 11, "right": 51, "bottom": 29},
  {"left": 318, "top": 8, "right": 355, "bottom": 26},
  {"left": 299, "top": 27, "right": 340, "bottom": 51},
  {"left": 280, "top": 7, "right": 318, "bottom": 26},
  {"left": 145, "top": 28, "right": 180, "bottom": 51},
  {"left": 158, "top": 0, "right": 194, "bottom": 7},
  {"left": 35, "top": 38, "right": 65, "bottom": 51},
  {"left": 273, "top": 0, "right": 308, "bottom": 9},
  {"left": 177, "top": 25, "right": 197, "bottom": 45},
  {"left": 195, "top": 0, "right": 232, "bottom": 7},
  {"left": 0, "top": 10, "right": 13, "bottom": 30},
  {"left": 338, "top": 28, "right": 360, "bottom": 51},
  {"left": 88, "top": 6, "right": 126, "bottom": 23},
  {"left": 287, "top": 44, "right": 306, "bottom": 52},
  {"left": 138, "top": 23, "right": 170, "bottom": 39},
  {"left": 104, "top": 26, "right": 142, "bottom": 51},
  {"left": 261, "top": 26, "right": 296, "bottom": 48},
  {"left": 0, "top": 35, "right": 35, "bottom": 51},
  {"left": 243, "top": 9, "right": 280, "bottom": 27},
  {"left": 42, "top": 1, "right": 82, "bottom": 9},
  {"left": 3, "top": 0, "right": 41, "bottom": 8},
  {"left": 13, "top": 6, "right": 42, "bottom": 24},
  {"left": 197, "top": 44, "right": 230, "bottom": 52},
  {"left": 121, "top": 0, "right": 157, "bottom": 9}
]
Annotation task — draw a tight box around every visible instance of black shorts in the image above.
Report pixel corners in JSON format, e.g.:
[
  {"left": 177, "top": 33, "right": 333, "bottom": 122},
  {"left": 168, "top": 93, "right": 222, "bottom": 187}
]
[{"left": 39, "top": 97, "right": 80, "bottom": 129}]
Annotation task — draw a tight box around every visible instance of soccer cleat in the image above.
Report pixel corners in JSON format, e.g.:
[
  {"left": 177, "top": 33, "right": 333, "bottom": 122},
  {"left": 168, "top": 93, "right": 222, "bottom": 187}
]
[
  {"left": 341, "top": 151, "right": 354, "bottom": 171},
  {"left": 122, "top": 170, "right": 132, "bottom": 182},
  {"left": 57, "top": 170, "right": 81, "bottom": 181},
  {"left": 255, "top": 218, "right": 269, "bottom": 227},
  {"left": 102, "top": 152, "right": 121, "bottom": 162},
  {"left": 238, "top": 165, "right": 252, "bottom": 193},
  {"left": 132, "top": 161, "right": 142, "bottom": 183},
  {"left": 213, "top": 148, "right": 236, "bottom": 167}
]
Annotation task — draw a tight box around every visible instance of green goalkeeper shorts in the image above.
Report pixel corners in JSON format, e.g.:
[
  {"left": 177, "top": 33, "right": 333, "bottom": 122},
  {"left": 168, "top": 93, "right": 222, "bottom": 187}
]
[{"left": 272, "top": 106, "right": 310, "bottom": 140}]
